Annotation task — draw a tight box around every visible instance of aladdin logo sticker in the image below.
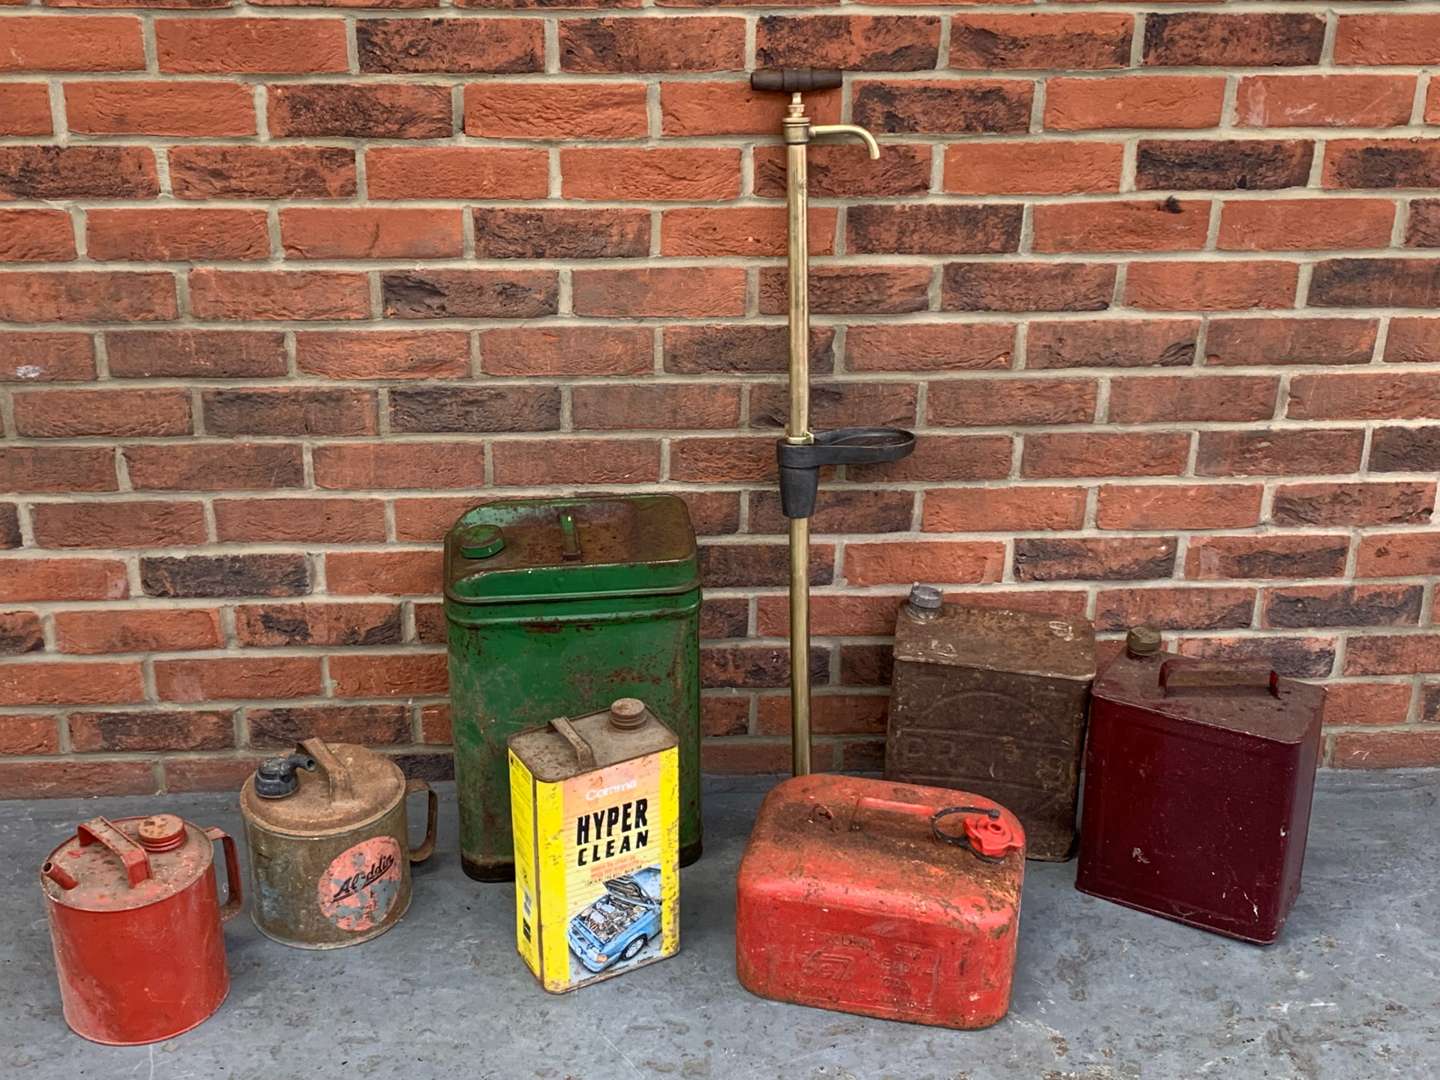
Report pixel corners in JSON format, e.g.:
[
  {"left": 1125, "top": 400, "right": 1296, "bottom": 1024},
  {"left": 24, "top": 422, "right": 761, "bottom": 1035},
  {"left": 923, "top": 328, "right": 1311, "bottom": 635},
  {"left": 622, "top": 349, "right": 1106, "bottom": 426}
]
[{"left": 319, "top": 837, "right": 403, "bottom": 932}]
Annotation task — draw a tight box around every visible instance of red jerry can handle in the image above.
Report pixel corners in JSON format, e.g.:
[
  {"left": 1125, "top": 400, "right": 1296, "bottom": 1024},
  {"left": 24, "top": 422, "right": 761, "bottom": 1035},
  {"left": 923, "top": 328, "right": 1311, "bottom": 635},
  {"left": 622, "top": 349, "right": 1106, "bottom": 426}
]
[
  {"left": 405, "top": 778, "right": 439, "bottom": 864},
  {"left": 203, "top": 826, "right": 244, "bottom": 923},
  {"left": 76, "top": 817, "right": 151, "bottom": 887},
  {"left": 1159, "top": 659, "right": 1280, "bottom": 699},
  {"left": 851, "top": 797, "right": 1022, "bottom": 861}
]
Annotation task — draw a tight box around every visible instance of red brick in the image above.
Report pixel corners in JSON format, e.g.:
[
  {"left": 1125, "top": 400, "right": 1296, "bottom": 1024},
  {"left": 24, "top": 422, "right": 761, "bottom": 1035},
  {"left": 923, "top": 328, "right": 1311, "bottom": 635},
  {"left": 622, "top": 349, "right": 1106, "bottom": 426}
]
[
  {"left": 0, "top": 85, "right": 51, "bottom": 135},
  {"left": 1096, "top": 484, "right": 1263, "bottom": 530},
  {"left": 847, "top": 205, "right": 1018, "bottom": 257},
  {"left": 1205, "top": 318, "right": 1377, "bottom": 367},
  {"left": 1290, "top": 372, "right": 1440, "bottom": 421},
  {"left": 268, "top": 84, "right": 451, "bottom": 138},
  {"left": 65, "top": 81, "right": 256, "bottom": 136},
  {"left": 1311, "top": 258, "right": 1440, "bottom": 309},
  {"left": 0, "top": 447, "right": 116, "bottom": 493},
  {"left": 105, "top": 330, "right": 284, "bottom": 380},
  {"left": 330, "top": 652, "right": 447, "bottom": 698},
  {"left": 156, "top": 656, "right": 323, "bottom": 702},
  {"left": 189, "top": 270, "right": 369, "bottom": 321},
  {"left": 942, "top": 263, "right": 1115, "bottom": 313},
  {"left": 0, "top": 271, "right": 175, "bottom": 323},
  {"left": 1197, "top": 429, "right": 1364, "bottom": 477},
  {"left": 852, "top": 78, "right": 1031, "bottom": 137},
  {"left": 750, "top": 382, "right": 915, "bottom": 433},
  {"left": 847, "top": 323, "right": 1013, "bottom": 373},
  {"left": 1126, "top": 262, "right": 1298, "bottom": 311},
  {"left": 1022, "top": 432, "right": 1190, "bottom": 479},
  {"left": 325, "top": 550, "right": 441, "bottom": 597},
  {"left": 1334, "top": 15, "right": 1440, "bottom": 66},
  {"left": 1045, "top": 76, "right": 1224, "bottom": 131},
  {"left": 492, "top": 439, "right": 661, "bottom": 486},
  {"left": 665, "top": 325, "right": 834, "bottom": 377},
  {"left": 1332, "top": 731, "right": 1440, "bottom": 769},
  {"left": 1372, "top": 427, "right": 1440, "bottom": 472},
  {"left": 1323, "top": 141, "right": 1440, "bottom": 191},
  {"left": 670, "top": 437, "right": 776, "bottom": 484},
  {"left": 944, "top": 141, "right": 1121, "bottom": 195},
  {"left": 699, "top": 543, "right": 834, "bottom": 590},
  {"left": 246, "top": 704, "right": 409, "bottom": 748},
  {"left": 929, "top": 377, "right": 1096, "bottom": 427},
  {"left": 701, "top": 696, "right": 749, "bottom": 738},
  {"left": 31, "top": 500, "right": 207, "bottom": 548},
  {"left": 1027, "top": 319, "right": 1197, "bottom": 370},
  {"left": 1015, "top": 537, "right": 1176, "bottom": 582},
  {"left": 0, "top": 716, "right": 59, "bottom": 755},
  {"left": 0, "top": 760, "right": 155, "bottom": 797},
  {"left": 313, "top": 443, "right": 487, "bottom": 490},
  {"left": 1322, "top": 683, "right": 1413, "bottom": 728},
  {"left": 481, "top": 326, "right": 651, "bottom": 378},
  {"left": 140, "top": 554, "right": 309, "bottom": 599},
  {"left": 1096, "top": 586, "right": 1255, "bottom": 632},
  {"left": 0, "top": 16, "right": 144, "bottom": 71},
  {"left": 236, "top": 602, "right": 401, "bottom": 648},
  {"left": 561, "top": 17, "right": 745, "bottom": 72},
  {"left": 55, "top": 608, "right": 221, "bottom": 655},
  {"left": 124, "top": 443, "right": 304, "bottom": 492},
  {"left": 0, "top": 612, "right": 42, "bottom": 656},
  {"left": 562, "top": 148, "right": 739, "bottom": 202},
  {"left": 573, "top": 384, "right": 741, "bottom": 431},
  {"left": 466, "top": 82, "right": 647, "bottom": 138},
  {"left": 1264, "top": 584, "right": 1422, "bottom": 629},
  {"left": 280, "top": 208, "right": 463, "bottom": 260},
  {"left": 1218, "top": 200, "right": 1395, "bottom": 253},
  {"left": 757, "top": 143, "right": 932, "bottom": 200},
  {"left": 0, "top": 661, "right": 143, "bottom": 706},
  {"left": 475, "top": 208, "right": 649, "bottom": 260},
  {"left": 388, "top": 385, "right": 558, "bottom": 434},
  {"left": 368, "top": 147, "right": 547, "bottom": 200},
  {"left": 845, "top": 541, "right": 1005, "bottom": 587},
  {"left": 169, "top": 146, "right": 356, "bottom": 200},
  {"left": 0, "top": 210, "right": 74, "bottom": 263},
  {"left": 0, "top": 558, "right": 127, "bottom": 602},
  {"left": 755, "top": 593, "right": 900, "bottom": 640},
  {"left": 1176, "top": 635, "right": 1338, "bottom": 680},
  {"left": 1409, "top": 201, "right": 1440, "bottom": 249},
  {"left": 757, "top": 15, "right": 940, "bottom": 71},
  {"left": 662, "top": 80, "right": 840, "bottom": 137},
  {"left": 1236, "top": 75, "right": 1416, "bottom": 129},
  {"left": 852, "top": 435, "right": 1014, "bottom": 484},
  {"left": 71, "top": 711, "right": 233, "bottom": 754},
  {"left": 756, "top": 694, "right": 888, "bottom": 737},
  {"left": 296, "top": 331, "right": 471, "bottom": 380},
  {"left": 86, "top": 208, "right": 269, "bottom": 262},
  {"left": 759, "top": 265, "right": 930, "bottom": 316},
  {"left": 1356, "top": 534, "right": 1440, "bottom": 579},
  {"left": 1033, "top": 200, "right": 1209, "bottom": 253},
  {"left": 214, "top": 498, "right": 386, "bottom": 544},
  {"left": 382, "top": 270, "right": 557, "bottom": 320},
  {"left": 0, "top": 146, "right": 158, "bottom": 200},
  {"left": 203, "top": 388, "right": 378, "bottom": 437},
  {"left": 1187, "top": 535, "right": 1349, "bottom": 581},
  {"left": 356, "top": 17, "right": 541, "bottom": 73},
  {"left": 163, "top": 755, "right": 269, "bottom": 793},
  {"left": 1143, "top": 13, "right": 1324, "bottom": 67},
  {"left": 418, "top": 703, "right": 450, "bottom": 744},
  {"left": 951, "top": 14, "right": 1132, "bottom": 70},
  {"left": 1344, "top": 635, "right": 1440, "bottom": 677},
  {"left": 1274, "top": 482, "right": 1434, "bottom": 529},
  {"left": 663, "top": 207, "right": 835, "bottom": 258},
  {"left": 1136, "top": 140, "right": 1313, "bottom": 192},
  {"left": 923, "top": 486, "right": 1086, "bottom": 532},
  {"left": 156, "top": 17, "right": 347, "bottom": 73},
  {"left": 572, "top": 268, "right": 745, "bottom": 318},
  {"left": 700, "top": 738, "right": 800, "bottom": 774},
  {"left": 1108, "top": 374, "right": 1277, "bottom": 423}
]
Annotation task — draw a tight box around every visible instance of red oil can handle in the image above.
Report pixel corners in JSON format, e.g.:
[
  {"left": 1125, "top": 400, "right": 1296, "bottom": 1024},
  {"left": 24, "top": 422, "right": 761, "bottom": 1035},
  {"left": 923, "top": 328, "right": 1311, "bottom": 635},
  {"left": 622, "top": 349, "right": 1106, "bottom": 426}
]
[
  {"left": 406, "top": 778, "right": 438, "bottom": 864},
  {"left": 76, "top": 817, "right": 151, "bottom": 887},
  {"left": 204, "top": 826, "right": 244, "bottom": 923},
  {"left": 1160, "top": 660, "right": 1280, "bottom": 698}
]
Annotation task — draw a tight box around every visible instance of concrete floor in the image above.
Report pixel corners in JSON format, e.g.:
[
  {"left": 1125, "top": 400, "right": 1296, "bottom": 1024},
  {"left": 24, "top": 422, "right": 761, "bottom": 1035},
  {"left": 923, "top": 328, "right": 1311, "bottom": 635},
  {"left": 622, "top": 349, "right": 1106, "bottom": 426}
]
[{"left": 2, "top": 772, "right": 1438, "bottom": 1080}]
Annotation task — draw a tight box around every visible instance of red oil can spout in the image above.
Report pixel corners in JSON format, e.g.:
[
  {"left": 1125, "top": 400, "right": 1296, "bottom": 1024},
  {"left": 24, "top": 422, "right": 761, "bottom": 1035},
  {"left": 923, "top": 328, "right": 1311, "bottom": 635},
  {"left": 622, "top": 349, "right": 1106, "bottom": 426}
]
[{"left": 43, "top": 861, "right": 79, "bottom": 890}]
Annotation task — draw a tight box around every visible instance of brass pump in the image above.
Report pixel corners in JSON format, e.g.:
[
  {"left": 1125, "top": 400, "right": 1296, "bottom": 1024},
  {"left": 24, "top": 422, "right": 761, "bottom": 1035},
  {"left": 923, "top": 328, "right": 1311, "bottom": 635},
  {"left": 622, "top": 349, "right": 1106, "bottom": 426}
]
[{"left": 750, "top": 68, "right": 916, "bottom": 777}]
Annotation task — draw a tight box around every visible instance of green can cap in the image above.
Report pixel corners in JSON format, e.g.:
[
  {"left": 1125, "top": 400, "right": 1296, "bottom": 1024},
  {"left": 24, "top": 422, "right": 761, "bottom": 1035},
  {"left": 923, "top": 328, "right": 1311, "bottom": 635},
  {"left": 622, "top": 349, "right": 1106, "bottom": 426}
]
[{"left": 460, "top": 524, "right": 505, "bottom": 560}]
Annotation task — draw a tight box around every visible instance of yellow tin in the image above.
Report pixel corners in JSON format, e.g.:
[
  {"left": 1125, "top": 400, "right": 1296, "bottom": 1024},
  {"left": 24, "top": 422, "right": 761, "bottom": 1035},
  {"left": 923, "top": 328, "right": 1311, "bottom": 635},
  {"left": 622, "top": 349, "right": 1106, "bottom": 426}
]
[{"left": 508, "top": 698, "right": 680, "bottom": 993}]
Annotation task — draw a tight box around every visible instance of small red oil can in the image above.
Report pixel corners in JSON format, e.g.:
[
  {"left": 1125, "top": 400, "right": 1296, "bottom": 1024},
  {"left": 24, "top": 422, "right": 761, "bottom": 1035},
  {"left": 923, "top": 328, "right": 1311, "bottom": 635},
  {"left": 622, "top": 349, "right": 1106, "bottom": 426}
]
[
  {"left": 1076, "top": 628, "right": 1324, "bottom": 944},
  {"left": 736, "top": 775, "right": 1024, "bottom": 1029},
  {"left": 40, "top": 814, "right": 243, "bottom": 1045}
]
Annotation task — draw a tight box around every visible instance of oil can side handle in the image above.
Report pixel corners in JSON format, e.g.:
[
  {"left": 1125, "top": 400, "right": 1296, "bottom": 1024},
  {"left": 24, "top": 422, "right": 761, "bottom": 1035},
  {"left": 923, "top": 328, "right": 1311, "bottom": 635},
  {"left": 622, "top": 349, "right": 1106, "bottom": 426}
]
[
  {"left": 406, "top": 779, "right": 438, "bottom": 864},
  {"left": 203, "top": 826, "right": 243, "bottom": 923}
]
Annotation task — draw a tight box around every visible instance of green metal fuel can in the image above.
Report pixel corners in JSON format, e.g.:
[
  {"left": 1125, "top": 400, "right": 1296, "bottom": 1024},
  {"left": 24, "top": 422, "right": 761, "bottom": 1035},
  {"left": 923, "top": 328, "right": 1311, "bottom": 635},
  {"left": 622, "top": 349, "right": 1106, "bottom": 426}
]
[{"left": 445, "top": 494, "right": 702, "bottom": 882}]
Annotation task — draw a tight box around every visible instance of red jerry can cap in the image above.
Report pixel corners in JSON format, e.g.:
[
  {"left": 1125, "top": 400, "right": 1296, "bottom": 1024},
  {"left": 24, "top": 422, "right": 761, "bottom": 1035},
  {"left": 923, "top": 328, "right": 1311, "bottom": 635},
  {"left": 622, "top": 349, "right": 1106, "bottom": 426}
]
[
  {"left": 41, "top": 814, "right": 222, "bottom": 913},
  {"left": 933, "top": 806, "right": 1024, "bottom": 860}
]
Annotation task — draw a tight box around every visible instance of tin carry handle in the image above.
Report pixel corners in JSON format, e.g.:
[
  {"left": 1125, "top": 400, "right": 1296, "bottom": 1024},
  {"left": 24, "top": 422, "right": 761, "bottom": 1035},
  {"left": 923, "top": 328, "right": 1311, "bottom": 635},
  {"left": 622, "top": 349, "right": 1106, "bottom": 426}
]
[
  {"left": 203, "top": 826, "right": 244, "bottom": 923},
  {"left": 301, "top": 737, "right": 356, "bottom": 802},
  {"left": 1160, "top": 660, "right": 1280, "bottom": 698},
  {"left": 548, "top": 715, "right": 597, "bottom": 772},
  {"left": 76, "top": 817, "right": 150, "bottom": 887},
  {"left": 406, "top": 778, "right": 439, "bottom": 864}
]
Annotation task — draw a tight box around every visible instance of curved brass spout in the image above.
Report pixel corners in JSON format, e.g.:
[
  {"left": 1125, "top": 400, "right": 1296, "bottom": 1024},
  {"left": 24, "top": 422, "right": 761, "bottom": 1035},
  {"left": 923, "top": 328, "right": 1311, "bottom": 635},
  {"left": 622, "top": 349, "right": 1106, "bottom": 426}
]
[{"left": 810, "top": 123, "right": 881, "bottom": 160}]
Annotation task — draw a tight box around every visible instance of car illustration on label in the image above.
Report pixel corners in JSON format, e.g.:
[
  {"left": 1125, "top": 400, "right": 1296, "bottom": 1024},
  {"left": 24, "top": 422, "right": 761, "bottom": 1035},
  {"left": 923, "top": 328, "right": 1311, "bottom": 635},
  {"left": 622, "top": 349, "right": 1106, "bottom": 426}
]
[{"left": 567, "top": 867, "right": 662, "bottom": 974}]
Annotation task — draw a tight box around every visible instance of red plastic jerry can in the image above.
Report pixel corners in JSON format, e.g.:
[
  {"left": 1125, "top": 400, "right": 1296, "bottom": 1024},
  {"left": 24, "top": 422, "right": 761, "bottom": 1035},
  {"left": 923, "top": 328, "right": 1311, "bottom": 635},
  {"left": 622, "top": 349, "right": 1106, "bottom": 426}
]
[
  {"left": 40, "top": 814, "right": 243, "bottom": 1045},
  {"left": 736, "top": 775, "right": 1024, "bottom": 1029}
]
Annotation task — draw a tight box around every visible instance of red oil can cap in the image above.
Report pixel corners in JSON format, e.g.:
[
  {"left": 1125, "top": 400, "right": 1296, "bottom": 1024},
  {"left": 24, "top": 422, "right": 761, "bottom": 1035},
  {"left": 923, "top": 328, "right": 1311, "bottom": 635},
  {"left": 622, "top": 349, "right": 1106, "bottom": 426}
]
[
  {"left": 137, "top": 814, "right": 187, "bottom": 852},
  {"left": 963, "top": 813, "right": 1023, "bottom": 859}
]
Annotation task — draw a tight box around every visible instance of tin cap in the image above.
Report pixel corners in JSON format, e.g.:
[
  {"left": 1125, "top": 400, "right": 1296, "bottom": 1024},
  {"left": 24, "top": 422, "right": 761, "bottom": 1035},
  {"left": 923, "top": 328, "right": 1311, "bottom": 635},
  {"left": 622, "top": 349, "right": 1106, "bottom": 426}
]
[
  {"left": 907, "top": 583, "right": 943, "bottom": 612},
  {"left": 241, "top": 740, "right": 405, "bottom": 837},
  {"left": 609, "top": 698, "right": 647, "bottom": 731},
  {"left": 1126, "top": 626, "right": 1163, "bottom": 658}
]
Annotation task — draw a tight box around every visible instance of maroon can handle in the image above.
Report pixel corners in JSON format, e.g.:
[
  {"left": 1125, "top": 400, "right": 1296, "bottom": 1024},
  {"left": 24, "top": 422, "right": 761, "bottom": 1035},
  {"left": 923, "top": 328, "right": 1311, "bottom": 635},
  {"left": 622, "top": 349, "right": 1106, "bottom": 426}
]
[
  {"left": 204, "top": 826, "right": 243, "bottom": 923},
  {"left": 1159, "top": 660, "right": 1280, "bottom": 698},
  {"left": 76, "top": 817, "right": 151, "bottom": 887},
  {"left": 406, "top": 778, "right": 438, "bottom": 864}
]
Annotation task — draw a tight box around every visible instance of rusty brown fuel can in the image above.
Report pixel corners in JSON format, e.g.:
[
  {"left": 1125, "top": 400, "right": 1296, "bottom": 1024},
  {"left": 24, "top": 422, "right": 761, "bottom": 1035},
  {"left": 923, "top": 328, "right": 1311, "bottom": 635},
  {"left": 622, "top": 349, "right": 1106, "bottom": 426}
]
[
  {"left": 240, "top": 738, "right": 438, "bottom": 949},
  {"left": 885, "top": 586, "right": 1096, "bottom": 860},
  {"left": 1077, "top": 627, "right": 1325, "bottom": 943},
  {"left": 41, "top": 814, "right": 242, "bottom": 1044}
]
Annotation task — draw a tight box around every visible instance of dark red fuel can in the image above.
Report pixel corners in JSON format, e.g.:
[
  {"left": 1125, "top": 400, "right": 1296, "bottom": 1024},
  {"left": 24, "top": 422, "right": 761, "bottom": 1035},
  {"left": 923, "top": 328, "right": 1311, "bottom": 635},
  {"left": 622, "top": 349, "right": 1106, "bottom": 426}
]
[
  {"left": 40, "top": 814, "right": 243, "bottom": 1044},
  {"left": 1076, "top": 628, "right": 1324, "bottom": 944},
  {"left": 736, "top": 775, "right": 1024, "bottom": 1029}
]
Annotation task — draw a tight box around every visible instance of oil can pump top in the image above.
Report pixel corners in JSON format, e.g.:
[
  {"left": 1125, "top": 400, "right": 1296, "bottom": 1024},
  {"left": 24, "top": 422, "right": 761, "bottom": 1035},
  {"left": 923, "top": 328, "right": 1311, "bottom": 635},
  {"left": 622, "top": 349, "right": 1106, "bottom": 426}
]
[{"left": 243, "top": 738, "right": 411, "bottom": 835}]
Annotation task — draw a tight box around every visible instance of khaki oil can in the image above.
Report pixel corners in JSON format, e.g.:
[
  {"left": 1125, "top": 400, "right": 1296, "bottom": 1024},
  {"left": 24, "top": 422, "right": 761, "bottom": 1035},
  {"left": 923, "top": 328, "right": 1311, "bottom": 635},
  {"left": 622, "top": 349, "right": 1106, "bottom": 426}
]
[{"left": 509, "top": 698, "right": 679, "bottom": 993}]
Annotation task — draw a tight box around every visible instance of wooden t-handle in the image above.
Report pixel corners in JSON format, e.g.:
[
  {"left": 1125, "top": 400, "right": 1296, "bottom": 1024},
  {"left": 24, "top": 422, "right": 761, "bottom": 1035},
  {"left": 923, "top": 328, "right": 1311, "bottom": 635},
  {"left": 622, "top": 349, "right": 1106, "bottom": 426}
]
[{"left": 750, "top": 68, "right": 843, "bottom": 93}]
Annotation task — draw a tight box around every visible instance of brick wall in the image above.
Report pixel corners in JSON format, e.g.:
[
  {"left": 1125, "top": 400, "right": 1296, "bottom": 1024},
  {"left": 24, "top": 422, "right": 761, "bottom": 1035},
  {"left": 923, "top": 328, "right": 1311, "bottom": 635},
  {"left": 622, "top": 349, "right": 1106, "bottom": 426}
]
[{"left": 3, "top": 1, "right": 1440, "bottom": 798}]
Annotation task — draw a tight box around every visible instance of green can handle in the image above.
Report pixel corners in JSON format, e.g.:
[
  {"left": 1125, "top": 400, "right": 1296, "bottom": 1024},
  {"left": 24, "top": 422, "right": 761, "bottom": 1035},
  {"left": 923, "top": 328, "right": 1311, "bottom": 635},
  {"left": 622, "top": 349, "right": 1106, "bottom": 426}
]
[{"left": 558, "top": 511, "right": 581, "bottom": 562}]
